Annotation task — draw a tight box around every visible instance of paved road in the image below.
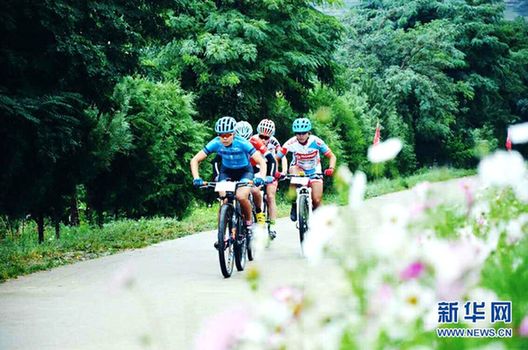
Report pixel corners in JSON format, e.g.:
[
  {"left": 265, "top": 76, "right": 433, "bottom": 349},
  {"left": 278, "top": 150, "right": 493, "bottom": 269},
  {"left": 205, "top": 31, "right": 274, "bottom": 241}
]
[{"left": 0, "top": 177, "right": 476, "bottom": 350}]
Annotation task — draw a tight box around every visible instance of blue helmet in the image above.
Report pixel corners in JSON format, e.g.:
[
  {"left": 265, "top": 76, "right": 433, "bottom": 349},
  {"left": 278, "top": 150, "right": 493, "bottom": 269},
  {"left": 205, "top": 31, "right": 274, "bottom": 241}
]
[
  {"left": 292, "top": 118, "right": 312, "bottom": 133},
  {"left": 215, "top": 116, "right": 236, "bottom": 134}
]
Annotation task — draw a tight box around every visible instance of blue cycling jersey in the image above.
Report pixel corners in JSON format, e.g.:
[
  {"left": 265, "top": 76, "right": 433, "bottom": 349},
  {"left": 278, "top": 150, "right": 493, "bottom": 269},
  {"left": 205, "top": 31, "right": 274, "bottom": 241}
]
[{"left": 203, "top": 135, "right": 256, "bottom": 169}]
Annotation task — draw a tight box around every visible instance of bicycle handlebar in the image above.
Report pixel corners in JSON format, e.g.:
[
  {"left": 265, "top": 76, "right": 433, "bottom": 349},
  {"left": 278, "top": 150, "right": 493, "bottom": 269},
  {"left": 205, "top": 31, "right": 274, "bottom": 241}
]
[
  {"left": 279, "top": 173, "right": 325, "bottom": 181},
  {"left": 199, "top": 180, "right": 254, "bottom": 190}
]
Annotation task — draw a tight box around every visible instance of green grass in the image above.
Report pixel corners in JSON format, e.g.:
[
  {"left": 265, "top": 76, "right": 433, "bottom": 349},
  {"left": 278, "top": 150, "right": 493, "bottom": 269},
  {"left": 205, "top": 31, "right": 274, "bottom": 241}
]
[{"left": 0, "top": 167, "right": 475, "bottom": 282}]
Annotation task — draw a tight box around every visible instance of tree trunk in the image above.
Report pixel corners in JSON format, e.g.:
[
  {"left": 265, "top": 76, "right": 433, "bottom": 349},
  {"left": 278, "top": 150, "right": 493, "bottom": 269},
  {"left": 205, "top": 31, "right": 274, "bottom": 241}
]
[
  {"left": 55, "top": 219, "right": 60, "bottom": 240},
  {"left": 69, "top": 193, "right": 80, "bottom": 226},
  {"left": 96, "top": 210, "right": 104, "bottom": 228},
  {"left": 37, "top": 214, "right": 44, "bottom": 244}
]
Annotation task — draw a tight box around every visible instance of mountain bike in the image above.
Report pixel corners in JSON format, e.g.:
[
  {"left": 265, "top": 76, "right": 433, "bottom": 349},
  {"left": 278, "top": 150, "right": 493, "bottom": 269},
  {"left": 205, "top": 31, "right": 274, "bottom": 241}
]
[
  {"left": 200, "top": 181, "right": 253, "bottom": 278},
  {"left": 284, "top": 173, "right": 324, "bottom": 254}
]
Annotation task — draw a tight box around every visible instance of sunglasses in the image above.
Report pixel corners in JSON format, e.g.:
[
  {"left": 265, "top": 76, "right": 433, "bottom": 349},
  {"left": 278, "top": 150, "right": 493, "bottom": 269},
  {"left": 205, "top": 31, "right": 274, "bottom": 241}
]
[
  {"left": 259, "top": 135, "right": 270, "bottom": 140},
  {"left": 218, "top": 133, "right": 233, "bottom": 139},
  {"left": 295, "top": 132, "right": 309, "bottom": 136}
]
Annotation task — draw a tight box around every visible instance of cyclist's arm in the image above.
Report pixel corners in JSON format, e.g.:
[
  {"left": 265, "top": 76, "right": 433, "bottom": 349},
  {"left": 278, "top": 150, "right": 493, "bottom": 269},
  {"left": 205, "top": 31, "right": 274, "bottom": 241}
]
[
  {"left": 251, "top": 152, "right": 267, "bottom": 178},
  {"left": 190, "top": 150, "right": 208, "bottom": 179},
  {"left": 325, "top": 150, "right": 337, "bottom": 170}
]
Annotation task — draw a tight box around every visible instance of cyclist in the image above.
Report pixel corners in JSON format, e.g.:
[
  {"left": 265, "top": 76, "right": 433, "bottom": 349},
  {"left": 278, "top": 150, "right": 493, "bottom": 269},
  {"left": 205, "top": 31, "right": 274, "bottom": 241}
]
[
  {"left": 276, "top": 117, "right": 336, "bottom": 221},
  {"left": 255, "top": 119, "right": 288, "bottom": 237},
  {"left": 190, "top": 116, "right": 268, "bottom": 239},
  {"left": 233, "top": 121, "right": 275, "bottom": 227}
]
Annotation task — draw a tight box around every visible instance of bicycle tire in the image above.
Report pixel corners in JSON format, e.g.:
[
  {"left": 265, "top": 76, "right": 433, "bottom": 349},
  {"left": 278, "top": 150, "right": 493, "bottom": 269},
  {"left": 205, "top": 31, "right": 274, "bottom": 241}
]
[
  {"left": 298, "top": 194, "right": 310, "bottom": 246},
  {"left": 234, "top": 202, "right": 248, "bottom": 271},
  {"left": 247, "top": 199, "right": 256, "bottom": 261},
  {"left": 218, "top": 204, "right": 235, "bottom": 278}
]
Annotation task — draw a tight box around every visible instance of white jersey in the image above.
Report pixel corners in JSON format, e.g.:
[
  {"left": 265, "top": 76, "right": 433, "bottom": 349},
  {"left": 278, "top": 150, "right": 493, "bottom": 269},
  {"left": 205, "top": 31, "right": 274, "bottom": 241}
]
[{"left": 278, "top": 135, "right": 331, "bottom": 172}]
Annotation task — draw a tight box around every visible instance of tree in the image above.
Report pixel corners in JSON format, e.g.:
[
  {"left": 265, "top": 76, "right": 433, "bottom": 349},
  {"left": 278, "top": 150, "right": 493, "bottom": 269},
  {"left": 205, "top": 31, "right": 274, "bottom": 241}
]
[
  {"left": 0, "top": 0, "right": 177, "bottom": 241},
  {"left": 147, "top": 0, "right": 343, "bottom": 123},
  {"left": 337, "top": 0, "right": 528, "bottom": 170},
  {"left": 86, "top": 77, "right": 208, "bottom": 221}
]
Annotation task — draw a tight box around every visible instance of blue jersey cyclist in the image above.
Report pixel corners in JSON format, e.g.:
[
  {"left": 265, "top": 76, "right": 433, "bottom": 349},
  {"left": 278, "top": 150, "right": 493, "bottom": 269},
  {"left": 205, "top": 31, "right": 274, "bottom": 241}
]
[{"left": 190, "top": 116, "right": 269, "bottom": 235}]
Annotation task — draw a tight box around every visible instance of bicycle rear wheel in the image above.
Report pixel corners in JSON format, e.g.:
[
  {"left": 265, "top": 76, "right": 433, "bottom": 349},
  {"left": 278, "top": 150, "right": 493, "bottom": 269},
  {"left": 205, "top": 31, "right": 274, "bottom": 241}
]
[
  {"left": 298, "top": 194, "right": 310, "bottom": 248},
  {"left": 218, "top": 204, "right": 235, "bottom": 278},
  {"left": 234, "top": 202, "right": 248, "bottom": 271}
]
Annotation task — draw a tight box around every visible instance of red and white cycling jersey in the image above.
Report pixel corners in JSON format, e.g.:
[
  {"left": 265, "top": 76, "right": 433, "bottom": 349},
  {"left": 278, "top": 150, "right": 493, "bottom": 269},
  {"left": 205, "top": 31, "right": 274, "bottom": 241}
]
[
  {"left": 277, "top": 135, "right": 331, "bottom": 173},
  {"left": 265, "top": 136, "right": 282, "bottom": 155}
]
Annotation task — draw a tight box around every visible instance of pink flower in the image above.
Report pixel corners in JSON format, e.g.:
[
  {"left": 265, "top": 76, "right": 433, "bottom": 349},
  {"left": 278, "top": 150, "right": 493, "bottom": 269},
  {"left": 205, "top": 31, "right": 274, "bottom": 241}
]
[
  {"left": 194, "top": 306, "right": 250, "bottom": 350},
  {"left": 459, "top": 180, "right": 474, "bottom": 210},
  {"left": 400, "top": 261, "right": 425, "bottom": 280},
  {"left": 520, "top": 315, "right": 528, "bottom": 337}
]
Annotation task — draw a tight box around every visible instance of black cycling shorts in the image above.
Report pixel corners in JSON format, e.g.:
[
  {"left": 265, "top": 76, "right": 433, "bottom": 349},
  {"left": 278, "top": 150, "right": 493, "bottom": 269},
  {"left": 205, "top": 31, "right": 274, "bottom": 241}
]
[{"left": 218, "top": 165, "right": 254, "bottom": 182}]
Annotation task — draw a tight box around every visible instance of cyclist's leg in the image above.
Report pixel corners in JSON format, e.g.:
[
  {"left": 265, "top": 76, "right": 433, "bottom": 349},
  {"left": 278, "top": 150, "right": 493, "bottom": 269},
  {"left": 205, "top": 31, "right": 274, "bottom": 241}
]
[
  {"left": 234, "top": 166, "right": 254, "bottom": 227},
  {"left": 266, "top": 181, "right": 278, "bottom": 235},
  {"left": 266, "top": 181, "right": 278, "bottom": 221},
  {"left": 237, "top": 186, "right": 252, "bottom": 223},
  {"left": 310, "top": 180, "right": 323, "bottom": 209},
  {"left": 307, "top": 165, "right": 323, "bottom": 210},
  {"left": 251, "top": 165, "right": 265, "bottom": 224}
]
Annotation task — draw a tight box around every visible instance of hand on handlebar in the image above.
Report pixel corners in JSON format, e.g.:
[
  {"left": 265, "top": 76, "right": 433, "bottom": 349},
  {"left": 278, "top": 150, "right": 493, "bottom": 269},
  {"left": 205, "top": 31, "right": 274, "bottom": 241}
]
[{"left": 193, "top": 178, "right": 204, "bottom": 187}]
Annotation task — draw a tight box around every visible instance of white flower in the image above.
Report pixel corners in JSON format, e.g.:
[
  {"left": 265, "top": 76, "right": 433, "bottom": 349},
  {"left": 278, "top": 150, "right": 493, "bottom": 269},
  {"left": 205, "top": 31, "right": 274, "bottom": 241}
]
[
  {"left": 304, "top": 205, "right": 340, "bottom": 263},
  {"left": 348, "top": 171, "right": 367, "bottom": 209},
  {"left": 394, "top": 282, "right": 435, "bottom": 323},
  {"left": 367, "top": 138, "right": 403, "bottom": 163},
  {"left": 364, "top": 204, "right": 411, "bottom": 260},
  {"left": 379, "top": 282, "right": 435, "bottom": 340},
  {"left": 252, "top": 225, "right": 269, "bottom": 252},
  {"left": 514, "top": 179, "right": 528, "bottom": 203},
  {"left": 423, "top": 238, "right": 491, "bottom": 299},
  {"left": 505, "top": 214, "right": 528, "bottom": 245},
  {"left": 508, "top": 122, "right": 528, "bottom": 144},
  {"left": 478, "top": 150, "right": 526, "bottom": 188}
]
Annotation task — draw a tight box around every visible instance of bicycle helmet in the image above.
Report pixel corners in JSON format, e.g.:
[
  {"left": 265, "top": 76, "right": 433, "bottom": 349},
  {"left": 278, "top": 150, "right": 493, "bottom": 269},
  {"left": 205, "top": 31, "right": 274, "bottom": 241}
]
[
  {"left": 292, "top": 117, "right": 312, "bottom": 133},
  {"left": 257, "top": 119, "right": 275, "bottom": 137},
  {"left": 215, "top": 116, "right": 236, "bottom": 134},
  {"left": 234, "top": 121, "right": 253, "bottom": 140}
]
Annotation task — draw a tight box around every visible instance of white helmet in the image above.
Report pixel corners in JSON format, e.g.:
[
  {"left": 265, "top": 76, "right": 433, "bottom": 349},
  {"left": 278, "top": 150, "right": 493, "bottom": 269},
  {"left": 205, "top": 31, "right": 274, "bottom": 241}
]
[
  {"left": 234, "top": 121, "right": 253, "bottom": 140},
  {"left": 215, "top": 116, "right": 236, "bottom": 134},
  {"left": 257, "top": 119, "right": 275, "bottom": 137}
]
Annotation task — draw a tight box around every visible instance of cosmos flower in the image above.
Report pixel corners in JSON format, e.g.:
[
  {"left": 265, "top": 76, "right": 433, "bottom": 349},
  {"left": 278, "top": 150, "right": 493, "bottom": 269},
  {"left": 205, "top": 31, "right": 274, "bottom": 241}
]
[
  {"left": 367, "top": 138, "right": 403, "bottom": 163},
  {"left": 508, "top": 122, "right": 528, "bottom": 144}
]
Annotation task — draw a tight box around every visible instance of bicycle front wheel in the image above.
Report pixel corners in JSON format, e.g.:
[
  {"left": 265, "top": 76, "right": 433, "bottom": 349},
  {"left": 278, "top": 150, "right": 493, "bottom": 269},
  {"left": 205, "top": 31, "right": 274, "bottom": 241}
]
[
  {"left": 234, "top": 203, "right": 248, "bottom": 271},
  {"left": 218, "top": 204, "right": 235, "bottom": 278},
  {"left": 298, "top": 194, "right": 310, "bottom": 247}
]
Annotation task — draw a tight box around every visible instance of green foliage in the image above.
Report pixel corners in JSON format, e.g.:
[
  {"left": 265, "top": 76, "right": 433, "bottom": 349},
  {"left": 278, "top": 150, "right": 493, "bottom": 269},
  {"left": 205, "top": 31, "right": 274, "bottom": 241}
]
[
  {"left": 86, "top": 77, "right": 208, "bottom": 219},
  {"left": 149, "top": 0, "right": 343, "bottom": 123},
  {"left": 337, "top": 0, "right": 528, "bottom": 168},
  {"left": 309, "top": 85, "right": 368, "bottom": 172}
]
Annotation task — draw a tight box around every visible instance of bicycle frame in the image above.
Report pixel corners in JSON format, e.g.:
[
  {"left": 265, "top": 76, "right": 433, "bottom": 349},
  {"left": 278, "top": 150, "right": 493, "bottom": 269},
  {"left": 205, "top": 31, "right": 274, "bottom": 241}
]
[{"left": 200, "top": 180, "right": 253, "bottom": 277}]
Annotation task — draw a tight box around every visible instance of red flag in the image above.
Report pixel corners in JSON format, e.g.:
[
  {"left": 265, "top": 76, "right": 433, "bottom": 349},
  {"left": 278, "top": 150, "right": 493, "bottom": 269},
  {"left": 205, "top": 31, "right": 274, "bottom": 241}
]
[
  {"left": 506, "top": 130, "right": 512, "bottom": 151},
  {"left": 373, "top": 122, "right": 381, "bottom": 145}
]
